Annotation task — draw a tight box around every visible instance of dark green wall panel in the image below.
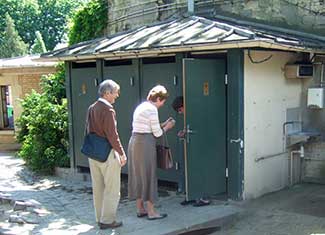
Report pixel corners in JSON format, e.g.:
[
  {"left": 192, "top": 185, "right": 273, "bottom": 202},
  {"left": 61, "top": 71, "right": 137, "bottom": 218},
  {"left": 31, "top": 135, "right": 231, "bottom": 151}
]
[{"left": 227, "top": 49, "right": 244, "bottom": 200}]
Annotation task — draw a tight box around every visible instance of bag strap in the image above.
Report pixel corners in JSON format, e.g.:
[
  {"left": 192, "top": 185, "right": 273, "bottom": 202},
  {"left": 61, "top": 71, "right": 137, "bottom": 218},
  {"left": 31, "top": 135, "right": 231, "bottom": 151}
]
[
  {"left": 84, "top": 109, "right": 90, "bottom": 136},
  {"left": 161, "top": 132, "right": 170, "bottom": 147}
]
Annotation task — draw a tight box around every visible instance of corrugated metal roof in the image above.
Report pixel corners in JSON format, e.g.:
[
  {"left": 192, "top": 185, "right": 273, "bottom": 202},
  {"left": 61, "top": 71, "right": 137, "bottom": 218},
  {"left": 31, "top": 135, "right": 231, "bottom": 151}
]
[
  {"left": 0, "top": 55, "right": 57, "bottom": 68},
  {"left": 39, "top": 16, "right": 325, "bottom": 62}
]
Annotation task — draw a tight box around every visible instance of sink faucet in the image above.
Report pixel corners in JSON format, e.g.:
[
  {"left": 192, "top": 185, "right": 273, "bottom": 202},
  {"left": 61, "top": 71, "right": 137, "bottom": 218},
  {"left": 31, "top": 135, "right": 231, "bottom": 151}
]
[{"left": 282, "top": 121, "right": 303, "bottom": 136}]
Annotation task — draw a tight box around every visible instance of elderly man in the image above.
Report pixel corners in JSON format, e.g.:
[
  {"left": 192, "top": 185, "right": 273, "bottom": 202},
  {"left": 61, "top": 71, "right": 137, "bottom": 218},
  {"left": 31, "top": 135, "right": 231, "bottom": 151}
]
[{"left": 85, "top": 79, "right": 127, "bottom": 229}]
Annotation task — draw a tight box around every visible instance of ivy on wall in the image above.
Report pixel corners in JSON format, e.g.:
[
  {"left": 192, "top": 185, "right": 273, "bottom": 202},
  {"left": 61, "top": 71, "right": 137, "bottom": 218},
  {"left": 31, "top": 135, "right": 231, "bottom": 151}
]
[{"left": 68, "top": 0, "right": 108, "bottom": 45}]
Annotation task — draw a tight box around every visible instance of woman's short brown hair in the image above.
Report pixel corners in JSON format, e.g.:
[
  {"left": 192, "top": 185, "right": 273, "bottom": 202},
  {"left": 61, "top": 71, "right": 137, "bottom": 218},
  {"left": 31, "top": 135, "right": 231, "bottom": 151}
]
[{"left": 147, "top": 85, "right": 169, "bottom": 102}]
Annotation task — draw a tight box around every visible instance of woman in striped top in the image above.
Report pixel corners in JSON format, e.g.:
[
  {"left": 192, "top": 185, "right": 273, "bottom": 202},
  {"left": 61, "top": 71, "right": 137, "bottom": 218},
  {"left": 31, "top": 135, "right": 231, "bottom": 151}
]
[{"left": 128, "top": 85, "right": 175, "bottom": 220}]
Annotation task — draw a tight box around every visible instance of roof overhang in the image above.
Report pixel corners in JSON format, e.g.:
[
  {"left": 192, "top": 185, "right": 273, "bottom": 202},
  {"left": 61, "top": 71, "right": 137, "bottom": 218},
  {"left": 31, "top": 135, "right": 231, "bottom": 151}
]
[{"left": 36, "top": 16, "right": 325, "bottom": 62}]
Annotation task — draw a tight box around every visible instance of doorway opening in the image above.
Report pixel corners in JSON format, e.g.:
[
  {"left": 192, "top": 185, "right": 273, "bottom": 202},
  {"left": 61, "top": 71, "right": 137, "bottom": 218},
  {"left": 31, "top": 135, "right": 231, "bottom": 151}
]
[{"left": 0, "top": 85, "right": 14, "bottom": 130}]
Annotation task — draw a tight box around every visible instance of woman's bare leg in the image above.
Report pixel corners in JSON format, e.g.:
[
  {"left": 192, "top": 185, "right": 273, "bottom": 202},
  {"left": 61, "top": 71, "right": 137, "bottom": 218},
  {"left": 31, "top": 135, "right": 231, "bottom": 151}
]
[{"left": 136, "top": 199, "right": 146, "bottom": 213}]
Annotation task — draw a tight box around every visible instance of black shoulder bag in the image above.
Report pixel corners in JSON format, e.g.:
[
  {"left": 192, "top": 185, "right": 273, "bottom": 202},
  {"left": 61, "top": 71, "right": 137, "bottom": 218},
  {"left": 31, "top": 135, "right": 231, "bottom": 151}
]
[{"left": 81, "top": 110, "right": 112, "bottom": 162}]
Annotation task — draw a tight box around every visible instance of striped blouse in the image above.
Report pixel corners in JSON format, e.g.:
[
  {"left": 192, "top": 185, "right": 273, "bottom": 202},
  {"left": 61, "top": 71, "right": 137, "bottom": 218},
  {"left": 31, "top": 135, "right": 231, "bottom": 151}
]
[{"left": 132, "top": 101, "right": 163, "bottom": 137}]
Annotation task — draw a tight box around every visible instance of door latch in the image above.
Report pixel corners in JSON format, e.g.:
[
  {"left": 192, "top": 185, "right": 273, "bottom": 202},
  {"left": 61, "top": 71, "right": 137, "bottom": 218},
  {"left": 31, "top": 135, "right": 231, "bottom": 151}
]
[
  {"left": 230, "top": 138, "right": 244, "bottom": 149},
  {"left": 186, "top": 124, "right": 196, "bottom": 143}
]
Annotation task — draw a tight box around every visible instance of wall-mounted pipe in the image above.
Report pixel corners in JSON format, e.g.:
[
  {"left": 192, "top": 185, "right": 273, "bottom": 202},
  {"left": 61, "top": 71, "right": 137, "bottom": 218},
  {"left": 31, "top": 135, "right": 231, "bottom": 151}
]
[
  {"left": 255, "top": 151, "right": 288, "bottom": 162},
  {"left": 290, "top": 145, "right": 304, "bottom": 186}
]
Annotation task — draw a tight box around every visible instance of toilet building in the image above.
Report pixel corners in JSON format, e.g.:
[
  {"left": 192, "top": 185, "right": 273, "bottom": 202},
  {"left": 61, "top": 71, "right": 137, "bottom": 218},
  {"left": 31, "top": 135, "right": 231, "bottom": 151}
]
[{"left": 38, "top": 16, "right": 325, "bottom": 200}]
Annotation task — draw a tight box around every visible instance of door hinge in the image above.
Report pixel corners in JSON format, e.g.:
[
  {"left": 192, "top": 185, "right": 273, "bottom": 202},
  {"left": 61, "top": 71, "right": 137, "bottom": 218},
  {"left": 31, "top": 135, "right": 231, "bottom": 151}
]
[
  {"left": 224, "top": 74, "right": 228, "bottom": 85},
  {"left": 226, "top": 168, "right": 228, "bottom": 178}
]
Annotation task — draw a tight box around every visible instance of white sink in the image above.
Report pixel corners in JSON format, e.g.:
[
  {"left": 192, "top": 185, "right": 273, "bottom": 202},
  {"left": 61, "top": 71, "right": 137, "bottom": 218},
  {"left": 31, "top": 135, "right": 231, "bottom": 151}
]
[{"left": 287, "top": 131, "right": 320, "bottom": 147}]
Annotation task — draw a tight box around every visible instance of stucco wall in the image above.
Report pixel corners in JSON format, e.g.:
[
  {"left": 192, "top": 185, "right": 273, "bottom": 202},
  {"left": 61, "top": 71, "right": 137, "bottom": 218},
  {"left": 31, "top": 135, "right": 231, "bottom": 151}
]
[{"left": 243, "top": 50, "right": 303, "bottom": 199}]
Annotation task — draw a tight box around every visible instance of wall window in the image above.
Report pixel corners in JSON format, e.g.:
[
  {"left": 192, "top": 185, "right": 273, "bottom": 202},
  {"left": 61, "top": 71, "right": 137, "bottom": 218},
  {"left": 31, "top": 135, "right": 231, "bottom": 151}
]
[{"left": 0, "top": 86, "right": 14, "bottom": 130}]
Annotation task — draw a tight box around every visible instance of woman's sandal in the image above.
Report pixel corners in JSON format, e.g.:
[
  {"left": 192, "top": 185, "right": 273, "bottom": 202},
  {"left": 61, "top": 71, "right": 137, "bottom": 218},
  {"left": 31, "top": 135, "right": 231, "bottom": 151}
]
[
  {"left": 180, "top": 199, "right": 196, "bottom": 206},
  {"left": 136, "top": 212, "right": 148, "bottom": 218},
  {"left": 147, "top": 213, "right": 168, "bottom": 220},
  {"left": 193, "top": 199, "right": 210, "bottom": 207}
]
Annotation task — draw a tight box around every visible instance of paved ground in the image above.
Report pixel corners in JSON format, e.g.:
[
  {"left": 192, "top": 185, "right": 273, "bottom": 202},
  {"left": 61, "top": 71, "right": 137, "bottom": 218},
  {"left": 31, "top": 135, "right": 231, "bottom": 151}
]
[
  {"left": 2, "top": 152, "right": 325, "bottom": 235},
  {"left": 0, "top": 152, "right": 239, "bottom": 235},
  {"left": 211, "top": 183, "right": 325, "bottom": 235}
]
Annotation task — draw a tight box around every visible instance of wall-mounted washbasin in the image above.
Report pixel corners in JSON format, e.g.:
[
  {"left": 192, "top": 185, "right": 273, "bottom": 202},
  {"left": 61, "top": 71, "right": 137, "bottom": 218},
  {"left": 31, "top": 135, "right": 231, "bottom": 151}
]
[{"left": 286, "top": 131, "right": 320, "bottom": 147}]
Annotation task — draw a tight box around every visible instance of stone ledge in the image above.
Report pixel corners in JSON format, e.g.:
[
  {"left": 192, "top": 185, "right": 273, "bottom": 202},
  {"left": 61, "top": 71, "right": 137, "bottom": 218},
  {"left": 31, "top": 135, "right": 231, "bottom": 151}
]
[{"left": 55, "top": 167, "right": 91, "bottom": 182}]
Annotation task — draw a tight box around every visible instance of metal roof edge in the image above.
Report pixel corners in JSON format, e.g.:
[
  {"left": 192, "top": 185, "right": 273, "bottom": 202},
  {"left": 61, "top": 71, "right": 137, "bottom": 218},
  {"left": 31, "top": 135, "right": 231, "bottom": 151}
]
[{"left": 35, "top": 40, "right": 325, "bottom": 62}]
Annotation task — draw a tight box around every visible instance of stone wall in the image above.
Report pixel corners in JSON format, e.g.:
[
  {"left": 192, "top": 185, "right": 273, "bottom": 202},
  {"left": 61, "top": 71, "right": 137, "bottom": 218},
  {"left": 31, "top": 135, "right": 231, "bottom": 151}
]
[
  {"left": 107, "top": 0, "right": 325, "bottom": 36},
  {"left": 216, "top": 0, "right": 325, "bottom": 36}
]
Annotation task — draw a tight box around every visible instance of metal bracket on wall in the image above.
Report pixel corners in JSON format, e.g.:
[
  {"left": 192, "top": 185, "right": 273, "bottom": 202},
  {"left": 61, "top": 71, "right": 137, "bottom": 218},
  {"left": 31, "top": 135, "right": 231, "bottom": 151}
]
[
  {"left": 230, "top": 138, "right": 244, "bottom": 153},
  {"left": 130, "top": 77, "right": 134, "bottom": 86},
  {"left": 173, "top": 75, "right": 177, "bottom": 86}
]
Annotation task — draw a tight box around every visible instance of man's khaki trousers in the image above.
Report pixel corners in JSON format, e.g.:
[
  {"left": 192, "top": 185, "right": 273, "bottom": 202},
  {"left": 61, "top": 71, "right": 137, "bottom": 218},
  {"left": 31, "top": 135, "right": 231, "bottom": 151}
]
[{"left": 89, "top": 150, "right": 121, "bottom": 224}]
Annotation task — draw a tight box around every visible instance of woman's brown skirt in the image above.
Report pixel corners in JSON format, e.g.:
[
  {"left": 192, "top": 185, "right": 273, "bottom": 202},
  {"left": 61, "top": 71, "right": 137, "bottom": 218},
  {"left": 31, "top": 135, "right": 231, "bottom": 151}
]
[{"left": 128, "top": 133, "right": 158, "bottom": 202}]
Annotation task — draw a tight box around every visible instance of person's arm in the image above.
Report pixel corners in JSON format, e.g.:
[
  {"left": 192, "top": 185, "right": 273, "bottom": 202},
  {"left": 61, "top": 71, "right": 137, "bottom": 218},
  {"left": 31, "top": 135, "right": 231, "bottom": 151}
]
[
  {"left": 149, "top": 108, "right": 164, "bottom": 137},
  {"left": 103, "top": 109, "right": 127, "bottom": 164},
  {"left": 161, "top": 117, "right": 174, "bottom": 128}
]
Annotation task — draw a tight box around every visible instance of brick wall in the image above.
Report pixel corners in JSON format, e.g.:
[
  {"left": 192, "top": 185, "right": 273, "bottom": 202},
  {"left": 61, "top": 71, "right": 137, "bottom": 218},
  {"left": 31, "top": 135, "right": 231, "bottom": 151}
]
[{"left": 18, "top": 74, "right": 42, "bottom": 98}]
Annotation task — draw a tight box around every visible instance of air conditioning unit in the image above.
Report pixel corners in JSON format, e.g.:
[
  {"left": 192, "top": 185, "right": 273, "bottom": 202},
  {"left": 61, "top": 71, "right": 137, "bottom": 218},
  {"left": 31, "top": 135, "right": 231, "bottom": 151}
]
[{"left": 284, "top": 64, "right": 314, "bottom": 79}]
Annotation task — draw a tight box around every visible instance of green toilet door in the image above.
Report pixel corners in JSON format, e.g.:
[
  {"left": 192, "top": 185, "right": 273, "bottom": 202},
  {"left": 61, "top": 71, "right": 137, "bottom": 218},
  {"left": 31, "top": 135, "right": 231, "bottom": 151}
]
[
  {"left": 71, "top": 63, "right": 98, "bottom": 168},
  {"left": 103, "top": 60, "right": 140, "bottom": 174},
  {"left": 183, "top": 58, "right": 227, "bottom": 201}
]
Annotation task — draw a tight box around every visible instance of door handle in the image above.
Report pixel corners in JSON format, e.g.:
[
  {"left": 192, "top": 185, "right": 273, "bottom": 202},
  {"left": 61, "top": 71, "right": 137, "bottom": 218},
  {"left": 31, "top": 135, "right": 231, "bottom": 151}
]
[{"left": 186, "top": 124, "right": 196, "bottom": 143}]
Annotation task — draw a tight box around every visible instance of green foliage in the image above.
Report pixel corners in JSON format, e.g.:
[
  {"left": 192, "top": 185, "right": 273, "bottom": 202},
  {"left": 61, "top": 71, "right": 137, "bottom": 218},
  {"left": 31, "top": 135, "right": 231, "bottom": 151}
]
[
  {"left": 0, "top": 0, "right": 39, "bottom": 48},
  {"left": 30, "top": 31, "right": 47, "bottom": 54},
  {"left": 0, "top": 0, "right": 87, "bottom": 53},
  {"left": 17, "top": 64, "right": 69, "bottom": 174},
  {"left": 40, "top": 63, "right": 66, "bottom": 104},
  {"left": 0, "top": 13, "right": 28, "bottom": 58},
  {"left": 68, "top": 0, "right": 108, "bottom": 45},
  {"left": 37, "top": 0, "right": 88, "bottom": 50}
]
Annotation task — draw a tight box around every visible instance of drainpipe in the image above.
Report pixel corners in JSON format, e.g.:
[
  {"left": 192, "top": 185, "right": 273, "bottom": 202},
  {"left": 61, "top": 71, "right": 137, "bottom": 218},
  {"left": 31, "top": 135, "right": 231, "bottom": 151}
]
[{"left": 188, "top": 0, "right": 194, "bottom": 15}]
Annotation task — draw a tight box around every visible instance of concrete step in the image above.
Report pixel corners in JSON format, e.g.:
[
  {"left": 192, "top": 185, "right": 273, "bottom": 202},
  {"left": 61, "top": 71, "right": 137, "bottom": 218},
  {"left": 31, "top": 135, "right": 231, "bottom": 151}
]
[
  {"left": 118, "top": 196, "right": 241, "bottom": 235},
  {"left": 0, "top": 131, "right": 20, "bottom": 151},
  {"left": 0, "top": 131, "right": 16, "bottom": 144},
  {"left": 0, "top": 143, "right": 20, "bottom": 151}
]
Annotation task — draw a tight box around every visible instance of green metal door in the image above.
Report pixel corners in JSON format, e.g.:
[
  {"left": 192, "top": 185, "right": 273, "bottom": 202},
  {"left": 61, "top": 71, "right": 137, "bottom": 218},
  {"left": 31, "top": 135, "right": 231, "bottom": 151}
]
[
  {"left": 183, "top": 58, "right": 226, "bottom": 200},
  {"left": 103, "top": 60, "right": 140, "bottom": 173},
  {"left": 71, "top": 63, "right": 98, "bottom": 168},
  {"left": 141, "top": 57, "right": 181, "bottom": 183}
]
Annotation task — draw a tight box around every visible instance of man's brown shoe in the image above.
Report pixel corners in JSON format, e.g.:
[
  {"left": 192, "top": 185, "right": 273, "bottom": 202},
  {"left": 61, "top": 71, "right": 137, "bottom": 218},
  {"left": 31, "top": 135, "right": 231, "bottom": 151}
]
[{"left": 99, "top": 221, "right": 123, "bottom": 229}]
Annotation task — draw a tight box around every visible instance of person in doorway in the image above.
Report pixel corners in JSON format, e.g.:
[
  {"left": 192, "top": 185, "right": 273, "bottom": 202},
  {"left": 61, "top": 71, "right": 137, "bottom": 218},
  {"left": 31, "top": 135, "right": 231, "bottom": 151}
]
[
  {"left": 128, "top": 85, "right": 175, "bottom": 220},
  {"left": 85, "top": 79, "right": 127, "bottom": 230},
  {"left": 172, "top": 96, "right": 210, "bottom": 207}
]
